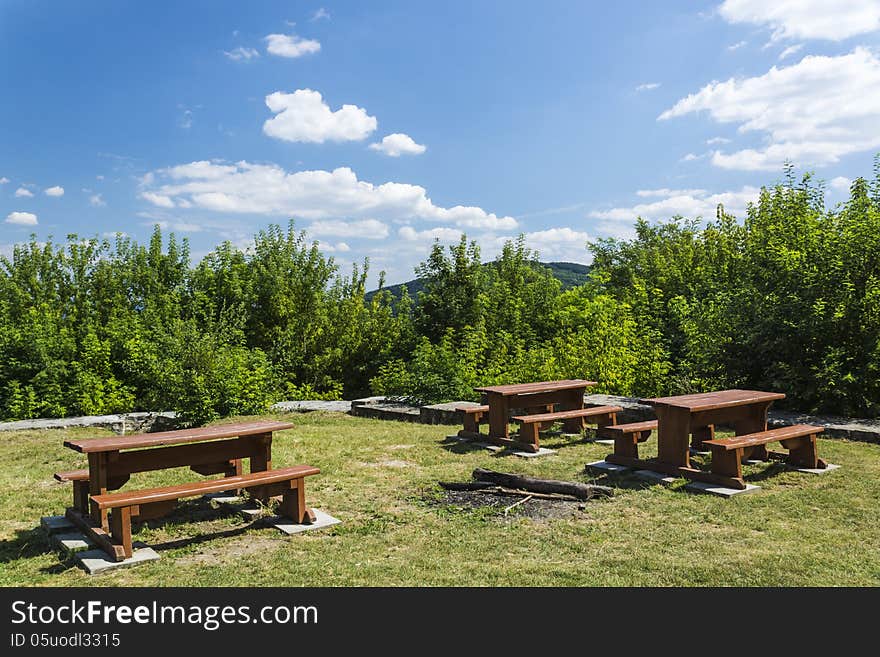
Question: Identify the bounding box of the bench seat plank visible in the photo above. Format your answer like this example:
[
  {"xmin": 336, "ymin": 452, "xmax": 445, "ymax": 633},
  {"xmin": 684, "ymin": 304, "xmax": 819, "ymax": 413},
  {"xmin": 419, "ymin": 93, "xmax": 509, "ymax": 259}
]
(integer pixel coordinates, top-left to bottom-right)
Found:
[
  {"xmin": 456, "ymin": 405, "xmax": 489, "ymax": 414},
  {"xmin": 703, "ymin": 424, "xmax": 822, "ymax": 451},
  {"xmin": 600, "ymin": 420, "xmax": 658, "ymax": 434},
  {"xmin": 513, "ymin": 405, "xmax": 623, "ymax": 424},
  {"xmin": 54, "ymin": 469, "xmax": 89, "ymax": 482},
  {"xmin": 92, "ymin": 465, "xmax": 320, "ymax": 509}
]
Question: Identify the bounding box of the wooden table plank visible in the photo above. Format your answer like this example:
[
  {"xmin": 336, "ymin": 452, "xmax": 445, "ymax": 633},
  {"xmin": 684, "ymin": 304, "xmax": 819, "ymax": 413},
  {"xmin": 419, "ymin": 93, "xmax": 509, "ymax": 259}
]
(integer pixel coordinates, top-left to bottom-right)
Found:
[
  {"xmin": 474, "ymin": 379, "xmax": 597, "ymax": 396},
  {"xmin": 63, "ymin": 420, "xmax": 294, "ymax": 453},
  {"xmin": 644, "ymin": 389, "xmax": 785, "ymax": 412}
]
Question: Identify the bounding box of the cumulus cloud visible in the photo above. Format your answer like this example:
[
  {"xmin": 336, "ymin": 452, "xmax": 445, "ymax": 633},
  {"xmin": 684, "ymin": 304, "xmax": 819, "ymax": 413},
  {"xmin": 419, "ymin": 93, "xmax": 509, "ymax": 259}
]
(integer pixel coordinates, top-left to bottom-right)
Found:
[
  {"xmin": 14, "ymin": 187, "xmax": 33, "ymax": 198},
  {"xmin": 224, "ymin": 47, "xmax": 260, "ymax": 61},
  {"xmin": 89, "ymin": 193, "xmax": 107, "ymax": 207},
  {"xmin": 398, "ymin": 226, "xmax": 464, "ymax": 242},
  {"xmin": 311, "ymin": 8, "xmax": 330, "ymax": 21},
  {"xmin": 307, "ymin": 219, "xmax": 389, "ymax": 239},
  {"xmin": 264, "ymin": 33, "xmax": 321, "ymax": 58},
  {"xmin": 516, "ymin": 227, "xmax": 592, "ymax": 262},
  {"xmin": 830, "ymin": 176, "xmax": 853, "ymax": 191},
  {"xmin": 141, "ymin": 160, "xmax": 518, "ymax": 231},
  {"xmin": 727, "ymin": 40, "xmax": 748, "ymax": 51},
  {"xmin": 0, "ymin": 177, "xmax": 9, "ymax": 184},
  {"xmin": 5, "ymin": 211, "xmax": 37, "ymax": 226},
  {"xmin": 139, "ymin": 191, "xmax": 175, "ymax": 208},
  {"xmin": 706, "ymin": 136, "xmax": 731, "ymax": 145},
  {"xmin": 636, "ymin": 188, "xmax": 707, "ymax": 197},
  {"xmin": 635, "ymin": 82, "xmax": 661, "ymax": 92},
  {"xmin": 590, "ymin": 186, "xmax": 760, "ymax": 222},
  {"xmin": 44, "ymin": 185, "xmax": 64, "ymax": 197},
  {"xmin": 263, "ymin": 89, "xmax": 377, "ymax": 143},
  {"xmin": 369, "ymin": 133, "xmax": 427, "ymax": 157},
  {"xmin": 659, "ymin": 48, "xmax": 880, "ymax": 170},
  {"xmin": 718, "ymin": 0, "xmax": 880, "ymax": 41}
]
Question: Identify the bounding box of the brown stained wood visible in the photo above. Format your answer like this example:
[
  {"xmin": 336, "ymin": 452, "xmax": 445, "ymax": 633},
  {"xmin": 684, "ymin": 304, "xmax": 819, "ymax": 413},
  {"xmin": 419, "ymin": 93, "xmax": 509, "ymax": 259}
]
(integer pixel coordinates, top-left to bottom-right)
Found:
[
  {"xmin": 512, "ymin": 405, "xmax": 624, "ymax": 424},
  {"xmin": 471, "ymin": 468, "xmax": 613, "ymax": 499},
  {"xmin": 54, "ymin": 469, "xmax": 89, "ymax": 482},
  {"xmin": 474, "ymin": 379, "xmax": 597, "ymax": 396},
  {"xmin": 518, "ymin": 422, "xmax": 541, "ymax": 447},
  {"xmin": 710, "ymin": 448, "xmax": 743, "ymax": 481},
  {"xmin": 456, "ymin": 405, "xmax": 489, "ymax": 414},
  {"xmin": 600, "ymin": 420, "xmax": 659, "ymax": 435},
  {"xmin": 280, "ymin": 481, "xmax": 316, "ymax": 524},
  {"xmin": 691, "ymin": 424, "xmax": 715, "ymax": 451},
  {"xmin": 134, "ymin": 499, "xmax": 176, "ymax": 521},
  {"xmin": 703, "ymin": 424, "xmax": 822, "ymax": 450},
  {"xmin": 88, "ymin": 452, "xmax": 109, "ymax": 529},
  {"xmin": 91, "ymin": 465, "xmax": 320, "ymax": 509},
  {"xmin": 484, "ymin": 434, "xmax": 540, "ymax": 453},
  {"xmin": 63, "ymin": 420, "xmax": 294, "ymax": 453},
  {"xmin": 655, "ymin": 406, "xmax": 692, "ymax": 468},
  {"xmin": 645, "ymin": 389, "xmax": 785, "ymax": 412},
  {"xmin": 110, "ymin": 437, "xmax": 262, "ymax": 477},
  {"xmin": 73, "ymin": 480, "xmax": 90, "ymax": 513},
  {"xmin": 109, "ymin": 506, "xmax": 133, "ymax": 559},
  {"xmin": 487, "ymin": 391, "xmax": 511, "ymax": 441},
  {"xmin": 65, "ymin": 508, "xmax": 127, "ymax": 562}
]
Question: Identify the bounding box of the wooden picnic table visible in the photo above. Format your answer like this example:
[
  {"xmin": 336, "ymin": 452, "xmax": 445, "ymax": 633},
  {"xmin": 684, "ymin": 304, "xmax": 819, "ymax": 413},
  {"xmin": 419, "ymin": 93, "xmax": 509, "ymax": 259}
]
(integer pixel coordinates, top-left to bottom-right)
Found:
[
  {"xmin": 607, "ymin": 389, "xmax": 786, "ymax": 488},
  {"xmin": 473, "ymin": 379, "xmax": 598, "ymax": 451},
  {"xmin": 61, "ymin": 420, "xmax": 293, "ymax": 530}
]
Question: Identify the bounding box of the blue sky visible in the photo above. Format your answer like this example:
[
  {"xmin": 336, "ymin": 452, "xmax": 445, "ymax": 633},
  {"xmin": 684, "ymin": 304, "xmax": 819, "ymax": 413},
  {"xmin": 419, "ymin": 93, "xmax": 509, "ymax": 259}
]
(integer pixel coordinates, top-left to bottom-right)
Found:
[{"xmin": 2, "ymin": 1, "xmax": 880, "ymax": 284}]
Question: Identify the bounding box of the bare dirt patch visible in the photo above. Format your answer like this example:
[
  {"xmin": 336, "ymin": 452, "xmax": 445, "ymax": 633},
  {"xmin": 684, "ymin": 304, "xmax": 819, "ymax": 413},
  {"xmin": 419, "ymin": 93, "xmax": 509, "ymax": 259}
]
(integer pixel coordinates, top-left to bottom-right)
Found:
[{"xmin": 432, "ymin": 489, "xmax": 588, "ymax": 521}]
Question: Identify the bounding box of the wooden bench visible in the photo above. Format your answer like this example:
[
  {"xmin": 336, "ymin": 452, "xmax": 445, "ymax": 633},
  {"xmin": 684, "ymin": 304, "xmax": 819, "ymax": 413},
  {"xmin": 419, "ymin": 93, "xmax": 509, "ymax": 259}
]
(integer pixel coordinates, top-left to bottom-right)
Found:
[
  {"xmin": 83, "ymin": 465, "xmax": 320, "ymax": 561},
  {"xmin": 703, "ymin": 424, "xmax": 826, "ymax": 487},
  {"xmin": 513, "ymin": 405, "xmax": 623, "ymax": 446},
  {"xmin": 598, "ymin": 420, "xmax": 658, "ymax": 459},
  {"xmin": 456, "ymin": 405, "xmax": 490, "ymax": 437},
  {"xmin": 54, "ymin": 469, "xmax": 90, "ymax": 512}
]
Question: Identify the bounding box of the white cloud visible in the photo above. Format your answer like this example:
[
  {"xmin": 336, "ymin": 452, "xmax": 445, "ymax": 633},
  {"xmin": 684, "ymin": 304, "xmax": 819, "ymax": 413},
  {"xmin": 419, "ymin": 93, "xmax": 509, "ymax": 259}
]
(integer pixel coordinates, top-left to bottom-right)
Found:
[
  {"xmin": 139, "ymin": 191, "xmax": 175, "ymax": 208},
  {"xmin": 706, "ymin": 136, "xmax": 731, "ymax": 145},
  {"xmin": 590, "ymin": 186, "xmax": 760, "ymax": 222},
  {"xmin": 369, "ymin": 133, "xmax": 427, "ymax": 157},
  {"xmin": 44, "ymin": 185, "xmax": 64, "ymax": 197},
  {"xmin": 830, "ymin": 176, "xmax": 852, "ymax": 191},
  {"xmin": 311, "ymin": 8, "xmax": 330, "ymax": 21},
  {"xmin": 89, "ymin": 193, "xmax": 106, "ymax": 207},
  {"xmin": 659, "ymin": 48, "xmax": 880, "ymax": 170},
  {"xmin": 718, "ymin": 0, "xmax": 880, "ymax": 41},
  {"xmin": 727, "ymin": 40, "xmax": 748, "ymax": 51},
  {"xmin": 517, "ymin": 227, "xmax": 592, "ymax": 262},
  {"xmin": 636, "ymin": 188, "xmax": 706, "ymax": 197},
  {"xmin": 263, "ymin": 89, "xmax": 377, "ymax": 143},
  {"xmin": 0, "ymin": 177, "xmax": 9, "ymax": 184},
  {"xmin": 14, "ymin": 187, "xmax": 33, "ymax": 198},
  {"xmin": 398, "ymin": 226, "xmax": 464, "ymax": 242},
  {"xmin": 778, "ymin": 44, "xmax": 804, "ymax": 60},
  {"xmin": 636, "ymin": 82, "xmax": 661, "ymax": 92},
  {"xmin": 102, "ymin": 231, "xmax": 128, "ymax": 238},
  {"xmin": 308, "ymin": 219, "xmax": 389, "ymax": 239},
  {"xmin": 141, "ymin": 160, "xmax": 518, "ymax": 231},
  {"xmin": 224, "ymin": 47, "xmax": 259, "ymax": 61},
  {"xmin": 264, "ymin": 33, "xmax": 321, "ymax": 58},
  {"xmin": 5, "ymin": 211, "xmax": 37, "ymax": 226},
  {"xmin": 318, "ymin": 241, "xmax": 350, "ymax": 253},
  {"xmin": 681, "ymin": 152, "xmax": 706, "ymax": 162}
]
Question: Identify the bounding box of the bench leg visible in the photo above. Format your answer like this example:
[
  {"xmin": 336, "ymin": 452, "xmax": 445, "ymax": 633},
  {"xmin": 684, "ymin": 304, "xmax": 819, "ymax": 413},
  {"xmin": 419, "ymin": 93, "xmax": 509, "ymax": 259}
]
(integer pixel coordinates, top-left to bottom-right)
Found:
[
  {"xmin": 613, "ymin": 433, "xmax": 639, "ymax": 459},
  {"xmin": 280, "ymin": 480, "xmax": 316, "ymax": 524},
  {"xmin": 710, "ymin": 447, "xmax": 744, "ymax": 482},
  {"xmin": 539, "ymin": 404, "xmax": 555, "ymax": 431},
  {"xmin": 459, "ymin": 411, "xmax": 483, "ymax": 437},
  {"xmin": 782, "ymin": 434, "xmax": 822, "ymax": 469},
  {"xmin": 518, "ymin": 423, "xmax": 541, "ymax": 449},
  {"xmin": 108, "ymin": 506, "xmax": 133, "ymax": 560}
]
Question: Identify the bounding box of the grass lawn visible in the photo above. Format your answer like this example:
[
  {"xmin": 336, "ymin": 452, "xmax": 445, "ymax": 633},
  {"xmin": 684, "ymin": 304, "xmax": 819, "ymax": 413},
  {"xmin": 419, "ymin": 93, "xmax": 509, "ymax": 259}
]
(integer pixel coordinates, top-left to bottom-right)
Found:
[{"xmin": 1, "ymin": 411, "xmax": 879, "ymax": 586}]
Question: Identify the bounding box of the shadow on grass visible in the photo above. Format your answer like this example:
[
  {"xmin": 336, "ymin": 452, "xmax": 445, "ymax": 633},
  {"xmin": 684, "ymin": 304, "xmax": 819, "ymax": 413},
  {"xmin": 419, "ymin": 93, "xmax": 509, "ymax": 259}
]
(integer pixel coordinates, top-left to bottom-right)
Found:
[{"xmin": 0, "ymin": 526, "xmax": 53, "ymax": 564}]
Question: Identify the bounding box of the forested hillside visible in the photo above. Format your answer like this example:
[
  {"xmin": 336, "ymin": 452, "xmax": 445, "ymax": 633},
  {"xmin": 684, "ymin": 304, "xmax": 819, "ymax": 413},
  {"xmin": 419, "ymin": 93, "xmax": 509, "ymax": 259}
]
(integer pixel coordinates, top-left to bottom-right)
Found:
[{"xmin": 2, "ymin": 163, "xmax": 878, "ymax": 424}]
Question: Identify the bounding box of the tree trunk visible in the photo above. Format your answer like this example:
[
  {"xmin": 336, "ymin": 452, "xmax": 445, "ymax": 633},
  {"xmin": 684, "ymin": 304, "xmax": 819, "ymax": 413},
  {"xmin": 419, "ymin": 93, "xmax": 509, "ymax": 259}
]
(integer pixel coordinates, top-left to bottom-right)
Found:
[{"xmin": 471, "ymin": 468, "xmax": 613, "ymax": 500}]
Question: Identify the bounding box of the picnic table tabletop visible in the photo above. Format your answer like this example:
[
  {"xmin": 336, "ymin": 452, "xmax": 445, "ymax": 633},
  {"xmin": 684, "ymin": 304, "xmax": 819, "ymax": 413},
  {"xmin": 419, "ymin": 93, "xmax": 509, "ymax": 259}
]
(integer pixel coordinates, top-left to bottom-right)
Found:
[
  {"xmin": 63, "ymin": 420, "xmax": 294, "ymax": 453},
  {"xmin": 643, "ymin": 389, "xmax": 785, "ymax": 412},
  {"xmin": 473, "ymin": 379, "xmax": 597, "ymax": 396}
]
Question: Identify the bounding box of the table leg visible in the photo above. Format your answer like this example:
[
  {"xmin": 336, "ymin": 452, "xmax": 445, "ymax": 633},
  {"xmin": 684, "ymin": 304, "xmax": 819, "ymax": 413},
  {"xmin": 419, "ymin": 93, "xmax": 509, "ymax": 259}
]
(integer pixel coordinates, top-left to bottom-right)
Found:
[
  {"xmin": 88, "ymin": 452, "xmax": 109, "ymax": 530},
  {"xmin": 250, "ymin": 432, "xmax": 273, "ymax": 504},
  {"xmin": 733, "ymin": 402, "xmax": 771, "ymax": 460},
  {"xmin": 486, "ymin": 392, "xmax": 509, "ymax": 441},
  {"xmin": 561, "ymin": 387, "xmax": 586, "ymax": 433},
  {"xmin": 656, "ymin": 406, "xmax": 691, "ymax": 468},
  {"xmin": 691, "ymin": 424, "xmax": 715, "ymax": 451}
]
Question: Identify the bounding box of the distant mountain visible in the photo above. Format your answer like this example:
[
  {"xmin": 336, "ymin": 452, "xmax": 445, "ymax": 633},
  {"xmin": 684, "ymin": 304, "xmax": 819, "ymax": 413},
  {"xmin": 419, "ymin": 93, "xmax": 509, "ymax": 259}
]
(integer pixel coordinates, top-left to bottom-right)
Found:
[{"xmin": 366, "ymin": 261, "xmax": 592, "ymax": 302}]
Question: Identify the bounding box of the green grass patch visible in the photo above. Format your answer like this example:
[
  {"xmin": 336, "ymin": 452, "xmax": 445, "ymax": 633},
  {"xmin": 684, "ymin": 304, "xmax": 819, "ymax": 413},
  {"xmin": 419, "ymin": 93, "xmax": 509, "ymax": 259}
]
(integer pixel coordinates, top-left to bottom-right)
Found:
[{"xmin": 1, "ymin": 413, "xmax": 878, "ymax": 586}]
